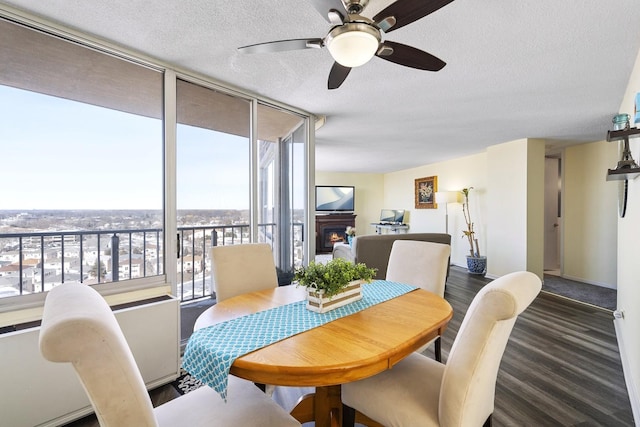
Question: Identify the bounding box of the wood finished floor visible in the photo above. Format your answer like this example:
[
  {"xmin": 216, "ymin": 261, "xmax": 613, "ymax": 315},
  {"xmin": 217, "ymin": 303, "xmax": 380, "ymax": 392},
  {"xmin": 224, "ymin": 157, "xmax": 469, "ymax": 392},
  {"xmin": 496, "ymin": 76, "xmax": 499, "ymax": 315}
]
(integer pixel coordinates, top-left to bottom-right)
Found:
[{"xmin": 64, "ymin": 267, "xmax": 634, "ymax": 426}]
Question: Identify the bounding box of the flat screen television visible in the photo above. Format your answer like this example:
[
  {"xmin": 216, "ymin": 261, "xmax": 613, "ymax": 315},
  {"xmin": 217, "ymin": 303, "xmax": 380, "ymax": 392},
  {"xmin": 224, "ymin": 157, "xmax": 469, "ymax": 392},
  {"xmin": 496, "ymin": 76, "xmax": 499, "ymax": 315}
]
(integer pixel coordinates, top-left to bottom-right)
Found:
[
  {"xmin": 315, "ymin": 185, "xmax": 355, "ymax": 212},
  {"xmin": 380, "ymin": 209, "xmax": 406, "ymax": 224}
]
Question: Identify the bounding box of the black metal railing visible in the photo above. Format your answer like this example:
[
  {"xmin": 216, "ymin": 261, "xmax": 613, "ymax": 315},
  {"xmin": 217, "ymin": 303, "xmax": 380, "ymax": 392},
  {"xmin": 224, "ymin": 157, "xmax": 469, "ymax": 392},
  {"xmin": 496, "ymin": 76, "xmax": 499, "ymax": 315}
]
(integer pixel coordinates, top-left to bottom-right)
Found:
[{"xmin": 0, "ymin": 222, "xmax": 302, "ymax": 302}]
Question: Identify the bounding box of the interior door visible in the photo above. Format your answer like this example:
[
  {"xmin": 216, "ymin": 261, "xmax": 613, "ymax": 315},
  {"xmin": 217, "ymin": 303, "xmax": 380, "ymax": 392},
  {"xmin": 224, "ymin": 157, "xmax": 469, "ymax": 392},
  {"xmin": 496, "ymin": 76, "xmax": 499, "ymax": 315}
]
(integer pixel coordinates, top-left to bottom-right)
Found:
[{"xmin": 544, "ymin": 157, "xmax": 561, "ymax": 272}]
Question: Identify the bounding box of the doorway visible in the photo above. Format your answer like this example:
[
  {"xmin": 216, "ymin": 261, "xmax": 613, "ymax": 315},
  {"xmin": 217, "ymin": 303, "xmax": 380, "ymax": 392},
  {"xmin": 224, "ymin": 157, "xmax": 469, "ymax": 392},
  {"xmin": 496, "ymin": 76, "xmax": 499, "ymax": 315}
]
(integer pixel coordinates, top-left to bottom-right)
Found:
[{"xmin": 544, "ymin": 156, "xmax": 561, "ymax": 275}]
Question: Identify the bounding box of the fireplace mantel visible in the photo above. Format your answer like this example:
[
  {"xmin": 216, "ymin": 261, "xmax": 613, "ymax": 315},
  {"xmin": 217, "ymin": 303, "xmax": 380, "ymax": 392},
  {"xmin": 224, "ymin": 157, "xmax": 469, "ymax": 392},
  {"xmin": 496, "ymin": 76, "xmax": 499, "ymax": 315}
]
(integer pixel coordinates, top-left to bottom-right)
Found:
[{"xmin": 315, "ymin": 213, "xmax": 356, "ymax": 254}]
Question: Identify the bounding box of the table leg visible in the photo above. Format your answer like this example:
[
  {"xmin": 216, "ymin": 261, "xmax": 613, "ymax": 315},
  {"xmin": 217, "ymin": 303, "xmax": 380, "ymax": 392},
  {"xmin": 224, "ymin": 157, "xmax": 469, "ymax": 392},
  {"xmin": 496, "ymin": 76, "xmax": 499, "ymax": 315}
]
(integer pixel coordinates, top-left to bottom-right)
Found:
[{"xmin": 290, "ymin": 385, "xmax": 342, "ymax": 427}]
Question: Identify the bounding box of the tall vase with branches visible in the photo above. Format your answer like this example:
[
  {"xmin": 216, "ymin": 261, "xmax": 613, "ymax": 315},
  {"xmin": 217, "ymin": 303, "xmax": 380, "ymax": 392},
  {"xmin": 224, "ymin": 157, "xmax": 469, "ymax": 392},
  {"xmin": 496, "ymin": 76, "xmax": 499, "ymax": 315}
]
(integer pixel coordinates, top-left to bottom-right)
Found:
[
  {"xmin": 461, "ymin": 187, "xmax": 480, "ymax": 257},
  {"xmin": 461, "ymin": 187, "xmax": 486, "ymax": 275}
]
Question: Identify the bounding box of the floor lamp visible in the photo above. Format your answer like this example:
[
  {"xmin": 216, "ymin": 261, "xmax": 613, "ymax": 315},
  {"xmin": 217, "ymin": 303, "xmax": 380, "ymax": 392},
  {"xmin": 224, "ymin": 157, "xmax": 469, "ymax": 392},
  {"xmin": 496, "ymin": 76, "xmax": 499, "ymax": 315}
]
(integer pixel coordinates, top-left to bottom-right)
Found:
[{"xmin": 434, "ymin": 191, "xmax": 461, "ymax": 235}]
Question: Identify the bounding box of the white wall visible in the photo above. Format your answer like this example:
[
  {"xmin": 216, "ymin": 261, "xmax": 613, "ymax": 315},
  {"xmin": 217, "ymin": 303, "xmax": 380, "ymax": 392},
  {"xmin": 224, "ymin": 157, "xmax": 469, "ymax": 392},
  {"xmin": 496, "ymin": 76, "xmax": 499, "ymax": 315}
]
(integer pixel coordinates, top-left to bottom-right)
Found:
[
  {"xmin": 0, "ymin": 298, "xmax": 180, "ymax": 427},
  {"xmin": 615, "ymin": 46, "xmax": 640, "ymax": 422},
  {"xmin": 315, "ymin": 171, "xmax": 385, "ymax": 237},
  {"xmin": 564, "ymin": 140, "xmax": 618, "ymax": 287}
]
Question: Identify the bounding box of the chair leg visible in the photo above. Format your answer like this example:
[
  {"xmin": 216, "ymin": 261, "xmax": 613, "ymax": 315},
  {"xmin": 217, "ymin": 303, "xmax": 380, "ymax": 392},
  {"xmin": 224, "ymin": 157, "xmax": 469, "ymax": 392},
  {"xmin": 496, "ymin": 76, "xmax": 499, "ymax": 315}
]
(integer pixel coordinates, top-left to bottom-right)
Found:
[
  {"xmin": 435, "ymin": 336, "xmax": 442, "ymax": 362},
  {"xmin": 483, "ymin": 414, "xmax": 492, "ymax": 427},
  {"xmin": 343, "ymin": 404, "xmax": 356, "ymax": 427},
  {"xmin": 264, "ymin": 384, "xmax": 275, "ymax": 397},
  {"xmin": 254, "ymin": 383, "xmax": 275, "ymax": 397}
]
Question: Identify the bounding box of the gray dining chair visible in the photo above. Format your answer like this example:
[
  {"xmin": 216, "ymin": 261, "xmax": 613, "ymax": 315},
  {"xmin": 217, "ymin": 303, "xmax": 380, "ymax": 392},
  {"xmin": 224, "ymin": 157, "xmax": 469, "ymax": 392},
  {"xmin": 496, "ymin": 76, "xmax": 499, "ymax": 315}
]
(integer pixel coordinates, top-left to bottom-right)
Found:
[
  {"xmin": 385, "ymin": 240, "xmax": 451, "ymax": 361},
  {"xmin": 342, "ymin": 271, "xmax": 541, "ymax": 427},
  {"xmin": 39, "ymin": 283, "xmax": 300, "ymax": 427}
]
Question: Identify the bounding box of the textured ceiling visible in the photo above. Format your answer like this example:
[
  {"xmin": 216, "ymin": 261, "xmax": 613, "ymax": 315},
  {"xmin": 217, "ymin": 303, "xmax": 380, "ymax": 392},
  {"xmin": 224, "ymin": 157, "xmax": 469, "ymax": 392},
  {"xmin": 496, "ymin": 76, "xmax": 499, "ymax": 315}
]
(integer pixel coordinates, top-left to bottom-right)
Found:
[{"xmin": 2, "ymin": 0, "xmax": 640, "ymax": 173}]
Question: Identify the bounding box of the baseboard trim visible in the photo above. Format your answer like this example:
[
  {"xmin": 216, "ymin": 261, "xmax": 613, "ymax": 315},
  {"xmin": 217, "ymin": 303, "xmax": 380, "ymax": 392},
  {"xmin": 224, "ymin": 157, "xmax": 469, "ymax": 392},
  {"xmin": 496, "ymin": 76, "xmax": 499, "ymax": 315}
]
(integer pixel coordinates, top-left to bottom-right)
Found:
[
  {"xmin": 540, "ymin": 290, "xmax": 612, "ymax": 313},
  {"xmin": 560, "ymin": 273, "xmax": 616, "ymax": 290},
  {"xmin": 614, "ymin": 317, "xmax": 639, "ymax": 425}
]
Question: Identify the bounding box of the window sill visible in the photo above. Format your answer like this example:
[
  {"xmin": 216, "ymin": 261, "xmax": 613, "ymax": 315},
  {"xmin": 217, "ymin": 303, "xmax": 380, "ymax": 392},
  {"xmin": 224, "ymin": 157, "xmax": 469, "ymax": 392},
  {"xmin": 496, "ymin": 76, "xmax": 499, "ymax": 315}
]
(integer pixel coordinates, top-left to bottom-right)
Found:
[{"xmin": 0, "ymin": 285, "xmax": 172, "ymax": 330}]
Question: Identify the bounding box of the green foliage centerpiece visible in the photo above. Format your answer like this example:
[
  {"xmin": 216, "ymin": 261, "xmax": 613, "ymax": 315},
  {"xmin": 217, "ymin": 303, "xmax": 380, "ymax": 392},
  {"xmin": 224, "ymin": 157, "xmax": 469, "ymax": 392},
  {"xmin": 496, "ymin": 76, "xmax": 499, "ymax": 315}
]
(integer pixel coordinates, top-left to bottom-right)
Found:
[{"xmin": 294, "ymin": 258, "xmax": 377, "ymax": 313}]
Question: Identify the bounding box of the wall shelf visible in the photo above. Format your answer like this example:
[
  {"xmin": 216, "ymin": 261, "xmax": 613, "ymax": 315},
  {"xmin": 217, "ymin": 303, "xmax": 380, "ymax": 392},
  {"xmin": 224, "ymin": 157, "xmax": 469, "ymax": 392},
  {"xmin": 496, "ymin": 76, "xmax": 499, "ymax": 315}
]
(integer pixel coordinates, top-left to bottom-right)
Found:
[
  {"xmin": 606, "ymin": 126, "xmax": 640, "ymax": 142},
  {"xmin": 606, "ymin": 126, "xmax": 640, "ymax": 181}
]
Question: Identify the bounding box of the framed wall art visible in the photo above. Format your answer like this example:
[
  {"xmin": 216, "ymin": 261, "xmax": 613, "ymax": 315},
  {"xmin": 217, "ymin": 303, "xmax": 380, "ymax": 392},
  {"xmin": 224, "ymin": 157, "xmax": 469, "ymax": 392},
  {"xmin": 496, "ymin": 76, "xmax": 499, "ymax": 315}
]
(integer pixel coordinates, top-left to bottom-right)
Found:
[{"xmin": 414, "ymin": 176, "xmax": 438, "ymax": 209}]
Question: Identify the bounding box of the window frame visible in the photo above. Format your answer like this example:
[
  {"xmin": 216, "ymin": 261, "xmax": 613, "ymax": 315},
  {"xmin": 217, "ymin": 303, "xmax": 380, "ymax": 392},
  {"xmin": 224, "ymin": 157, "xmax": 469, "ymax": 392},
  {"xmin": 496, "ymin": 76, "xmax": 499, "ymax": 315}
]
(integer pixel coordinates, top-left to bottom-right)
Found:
[{"xmin": 0, "ymin": 7, "xmax": 315, "ymax": 317}]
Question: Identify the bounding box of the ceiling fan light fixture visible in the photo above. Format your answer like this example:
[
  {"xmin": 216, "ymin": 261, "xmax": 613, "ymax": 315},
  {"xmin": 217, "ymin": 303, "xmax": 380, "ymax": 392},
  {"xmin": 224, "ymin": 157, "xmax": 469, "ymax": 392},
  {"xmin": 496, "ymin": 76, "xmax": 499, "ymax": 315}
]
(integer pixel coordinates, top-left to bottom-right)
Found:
[{"xmin": 326, "ymin": 23, "xmax": 380, "ymax": 68}]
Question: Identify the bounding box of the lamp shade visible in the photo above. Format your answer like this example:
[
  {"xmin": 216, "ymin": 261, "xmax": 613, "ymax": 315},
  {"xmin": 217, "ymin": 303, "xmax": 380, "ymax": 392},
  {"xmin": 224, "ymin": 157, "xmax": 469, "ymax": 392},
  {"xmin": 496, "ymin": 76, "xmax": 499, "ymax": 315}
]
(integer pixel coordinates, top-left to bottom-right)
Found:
[
  {"xmin": 326, "ymin": 23, "xmax": 380, "ymax": 68},
  {"xmin": 435, "ymin": 191, "xmax": 461, "ymax": 204}
]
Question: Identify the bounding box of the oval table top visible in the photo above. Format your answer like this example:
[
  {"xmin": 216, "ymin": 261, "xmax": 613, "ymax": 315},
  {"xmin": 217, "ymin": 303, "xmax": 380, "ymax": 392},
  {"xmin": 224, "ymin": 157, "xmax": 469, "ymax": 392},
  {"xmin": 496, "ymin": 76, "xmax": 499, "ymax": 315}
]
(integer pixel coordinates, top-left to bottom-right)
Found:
[{"xmin": 194, "ymin": 283, "xmax": 453, "ymax": 387}]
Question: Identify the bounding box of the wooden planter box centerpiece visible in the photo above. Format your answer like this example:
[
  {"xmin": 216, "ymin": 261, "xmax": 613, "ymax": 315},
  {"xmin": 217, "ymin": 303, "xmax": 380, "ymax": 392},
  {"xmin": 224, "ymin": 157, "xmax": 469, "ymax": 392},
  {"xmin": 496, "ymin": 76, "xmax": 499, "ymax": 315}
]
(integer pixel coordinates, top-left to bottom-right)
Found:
[
  {"xmin": 306, "ymin": 280, "xmax": 364, "ymax": 313},
  {"xmin": 294, "ymin": 258, "xmax": 377, "ymax": 314}
]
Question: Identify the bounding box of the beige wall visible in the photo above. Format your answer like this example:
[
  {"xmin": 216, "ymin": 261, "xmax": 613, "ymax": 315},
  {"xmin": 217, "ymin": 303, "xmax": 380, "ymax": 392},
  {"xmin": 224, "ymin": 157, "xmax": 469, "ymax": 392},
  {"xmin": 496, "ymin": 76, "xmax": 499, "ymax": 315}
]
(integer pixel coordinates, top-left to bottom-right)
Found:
[
  {"xmin": 486, "ymin": 140, "xmax": 528, "ymax": 275},
  {"xmin": 563, "ymin": 140, "xmax": 618, "ymax": 287},
  {"xmin": 383, "ymin": 153, "xmax": 487, "ymax": 267},
  {"xmin": 315, "ymin": 171, "xmax": 385, "ymax": 237},
  {"xmin": 616, "ymin": 46, "xmax": 640, "ymax": 419},
  {"xmin": 527, "ymin": 140, "xmax": 546, "ymax": 278},
  {"xmin": 318, "ymin": 139, "xmax": 620, "ymax": 285},
  {"xmin": 485, "ymin": 139, "xmax": 545, "ymax": 279}
]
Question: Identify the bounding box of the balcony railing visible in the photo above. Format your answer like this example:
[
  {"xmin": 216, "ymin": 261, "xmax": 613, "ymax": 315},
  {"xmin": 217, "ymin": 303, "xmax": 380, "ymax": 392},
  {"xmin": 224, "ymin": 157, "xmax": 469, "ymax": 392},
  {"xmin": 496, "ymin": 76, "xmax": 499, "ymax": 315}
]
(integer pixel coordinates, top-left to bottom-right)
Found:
[{"xmin": 0, "ymin": 223, "xmax": 303, "ymax": 302}]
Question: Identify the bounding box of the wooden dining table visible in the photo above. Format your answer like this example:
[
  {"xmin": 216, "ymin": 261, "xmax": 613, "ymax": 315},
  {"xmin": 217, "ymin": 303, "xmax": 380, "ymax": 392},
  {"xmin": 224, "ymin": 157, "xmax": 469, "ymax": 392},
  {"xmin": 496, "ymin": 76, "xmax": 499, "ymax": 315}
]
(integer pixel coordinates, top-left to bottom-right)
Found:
[{"xmin": 193, "ymin": 282, "xmax": 453, "ymax": 427}]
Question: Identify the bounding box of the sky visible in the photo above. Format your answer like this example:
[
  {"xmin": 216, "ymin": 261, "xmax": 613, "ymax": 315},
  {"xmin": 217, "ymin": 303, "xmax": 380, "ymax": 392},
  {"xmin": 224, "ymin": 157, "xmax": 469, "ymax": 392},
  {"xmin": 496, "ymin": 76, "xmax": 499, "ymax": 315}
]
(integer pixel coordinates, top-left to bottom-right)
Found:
[{"xmin": 0, "ymin": 85, "xmax": 251, "ymax": 210}]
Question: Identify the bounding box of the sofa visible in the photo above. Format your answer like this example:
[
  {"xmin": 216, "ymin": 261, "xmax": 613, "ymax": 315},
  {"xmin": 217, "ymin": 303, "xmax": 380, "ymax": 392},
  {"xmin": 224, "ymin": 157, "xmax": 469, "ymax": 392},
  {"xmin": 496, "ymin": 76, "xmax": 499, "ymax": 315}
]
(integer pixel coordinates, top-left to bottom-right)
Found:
[{"xmin": 332, "ymin": 233, "xmax": 452, "ymax": 279}]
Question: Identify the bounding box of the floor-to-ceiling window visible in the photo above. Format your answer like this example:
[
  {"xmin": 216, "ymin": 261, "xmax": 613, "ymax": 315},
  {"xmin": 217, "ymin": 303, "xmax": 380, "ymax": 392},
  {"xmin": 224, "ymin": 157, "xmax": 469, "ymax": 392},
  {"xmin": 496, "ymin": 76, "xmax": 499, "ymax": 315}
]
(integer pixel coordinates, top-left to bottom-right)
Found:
[
  {"xmin": 256, "ymin": 103, "xmax": 306, "ymax": 276},
  {"xmin": 0, "ymin": 18, "xmax": 164, "ymax": 303},
  {"xmin": 175, "ymin": 79, "xmax": 252, "ymax": 300},
  {"xmin": 0, "ymin": 13, "xmax": 312, "ymax": 308}
]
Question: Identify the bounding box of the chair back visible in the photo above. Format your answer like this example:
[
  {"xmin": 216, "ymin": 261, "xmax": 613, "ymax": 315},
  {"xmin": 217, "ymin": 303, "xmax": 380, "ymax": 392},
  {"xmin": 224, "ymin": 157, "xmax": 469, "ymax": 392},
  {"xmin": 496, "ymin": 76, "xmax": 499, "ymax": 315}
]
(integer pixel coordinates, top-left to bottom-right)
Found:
[
  {"xmin": 385, "ymin": 240, "xmax": 451, "ymax": 297},
  {"xmin": 39, "ymin": 284, "xmax": 158, "ymax": 427},
  {"xmin": 439, "ymin": 271, "xmax": 541, "ymax": 427},
  {"xmin": 211, "ymin": 243, "xmax": 278, "ymax": 302}
]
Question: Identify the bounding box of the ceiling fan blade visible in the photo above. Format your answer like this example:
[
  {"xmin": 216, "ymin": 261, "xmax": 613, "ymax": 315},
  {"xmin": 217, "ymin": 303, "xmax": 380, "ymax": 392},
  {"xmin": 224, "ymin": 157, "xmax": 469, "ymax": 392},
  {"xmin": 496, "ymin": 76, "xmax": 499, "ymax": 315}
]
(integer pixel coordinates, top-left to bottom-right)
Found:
[
  {"xmin": 238, "ymin": 38, "xmax": 323, "ymax": 54},
  {"xmin": 328, "ymin": 62, "xmax": 352, "ymax": 90},
  {"xmin": 376, "ymin": 41, "xmax": 446, "ymax": 71},
  {"xmin": 307, "ymin": 0, "xmax": 348, "ymax": 22},
  {"xmin": 328, "ymin": 9, "xmax": 346, "ymax": 25},
  {"xmin": 374, "ymin": 0, "xmax": 455, "ymax": 33}
]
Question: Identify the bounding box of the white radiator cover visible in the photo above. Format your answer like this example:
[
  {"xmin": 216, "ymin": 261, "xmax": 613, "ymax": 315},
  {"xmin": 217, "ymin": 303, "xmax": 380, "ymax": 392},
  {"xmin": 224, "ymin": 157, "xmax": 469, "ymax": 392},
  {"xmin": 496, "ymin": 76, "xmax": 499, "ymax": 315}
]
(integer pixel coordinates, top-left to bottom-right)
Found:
[{"xmin": 0, "ymin": 297, "xmax": 180, "ymax": 427}]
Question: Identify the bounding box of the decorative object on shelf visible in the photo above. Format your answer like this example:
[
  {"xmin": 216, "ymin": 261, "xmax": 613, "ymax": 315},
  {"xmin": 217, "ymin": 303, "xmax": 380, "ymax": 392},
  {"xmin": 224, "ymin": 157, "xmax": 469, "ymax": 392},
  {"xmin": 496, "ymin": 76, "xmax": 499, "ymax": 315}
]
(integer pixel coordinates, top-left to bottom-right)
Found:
[
  {"xmin": 434, "ymin": 191, "xmax": 462, "ymax": 234},
  {"xmin": 414, "ymin": 176, "xmax": 438, "ymax": 209},
  {"xmin": 346, "ymin": 226, "xmax": 356, "ymax": 246},
  {"xmin": 294, "ymin": 258, "xmax": 377, "ymax": 313},
  {"xmin": 606, "ymin": 114, "xmax": 640, "ymax": 218},
  {"xmin": 461, "ymin": 187, "xmax": 486, "ymax": 275}
]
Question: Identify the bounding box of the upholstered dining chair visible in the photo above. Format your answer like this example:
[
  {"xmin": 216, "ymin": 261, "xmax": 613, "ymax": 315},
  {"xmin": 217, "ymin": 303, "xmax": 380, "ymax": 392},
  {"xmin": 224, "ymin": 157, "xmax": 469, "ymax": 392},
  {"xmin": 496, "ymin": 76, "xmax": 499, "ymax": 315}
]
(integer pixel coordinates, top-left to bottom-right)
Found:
[
  {"xmin": 342, "ymin": 271, "xmax": 542, "ymax": 427},
  {"xmin": 210, "ymin": 243, "xmax": 278, "ymax": 302},
  {"xmin": 205, "ymin": 242, "xmax": 279, "ymax": 395},
  {"xmin": 39, "ymin": 283, "xmax": 301, "ymax": 427},
  {"xmin": 385, "ymin": 240, "xmax": 451, "ymax": 361}
]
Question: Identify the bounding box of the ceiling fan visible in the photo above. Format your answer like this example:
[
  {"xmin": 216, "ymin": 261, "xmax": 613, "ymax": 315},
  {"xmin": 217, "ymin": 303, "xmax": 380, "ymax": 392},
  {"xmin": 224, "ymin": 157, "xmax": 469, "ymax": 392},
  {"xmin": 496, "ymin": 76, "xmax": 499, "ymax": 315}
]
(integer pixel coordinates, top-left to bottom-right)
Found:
[{"xmin": 238, "ymin": 0, "xmax": 455, "ymax": 89}]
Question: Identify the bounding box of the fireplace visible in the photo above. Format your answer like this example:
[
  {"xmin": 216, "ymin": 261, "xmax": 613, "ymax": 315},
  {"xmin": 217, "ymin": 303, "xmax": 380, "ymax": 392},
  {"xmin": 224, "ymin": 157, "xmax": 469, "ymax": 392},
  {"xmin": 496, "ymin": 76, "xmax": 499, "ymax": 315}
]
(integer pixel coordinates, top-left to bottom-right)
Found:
[
  {"xmin": 324, "ymin": 227, "xmax": 346, "ymax": 248},
  {"xmin": 315, "ymin": 213, "xmax": 356, "ymax": 253}
]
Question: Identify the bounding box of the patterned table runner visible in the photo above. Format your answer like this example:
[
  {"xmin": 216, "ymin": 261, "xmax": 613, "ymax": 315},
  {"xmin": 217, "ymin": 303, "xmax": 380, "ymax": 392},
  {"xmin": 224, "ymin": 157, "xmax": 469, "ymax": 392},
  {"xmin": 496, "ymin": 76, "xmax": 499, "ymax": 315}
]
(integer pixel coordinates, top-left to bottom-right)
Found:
[{"xmin": 182, "ymin": 280, "xmax": 416, "ymax": 400}]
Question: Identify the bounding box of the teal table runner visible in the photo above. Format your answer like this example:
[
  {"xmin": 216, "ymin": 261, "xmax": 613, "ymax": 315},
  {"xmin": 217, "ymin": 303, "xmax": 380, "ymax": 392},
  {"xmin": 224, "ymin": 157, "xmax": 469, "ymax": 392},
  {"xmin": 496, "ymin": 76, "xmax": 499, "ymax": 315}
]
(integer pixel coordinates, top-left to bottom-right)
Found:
[{"xmin": 182, "ymin": 280, "xmax": 416, "ymax": 400}]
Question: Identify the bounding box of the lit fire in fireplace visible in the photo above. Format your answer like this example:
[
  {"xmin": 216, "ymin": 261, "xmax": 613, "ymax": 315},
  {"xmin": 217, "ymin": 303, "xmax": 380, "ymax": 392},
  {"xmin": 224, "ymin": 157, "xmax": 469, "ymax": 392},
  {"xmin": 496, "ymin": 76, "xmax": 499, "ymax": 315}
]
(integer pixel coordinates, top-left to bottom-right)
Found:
[{"xmin": 329, "ymin": 232, "xmax": 343, "ymax": 243}]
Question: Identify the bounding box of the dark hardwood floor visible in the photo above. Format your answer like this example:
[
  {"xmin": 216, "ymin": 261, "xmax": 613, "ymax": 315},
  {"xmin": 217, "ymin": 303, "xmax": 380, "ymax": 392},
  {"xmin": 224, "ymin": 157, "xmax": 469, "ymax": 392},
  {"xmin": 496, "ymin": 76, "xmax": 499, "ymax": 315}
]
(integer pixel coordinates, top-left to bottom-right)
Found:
[
  {"xmin": 442, "ymin": 268, "xmax": 632, "ymax": 426},
  {"xmin": 64, "ymin": 266, "xmax": 634, "ymax": 426}
]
